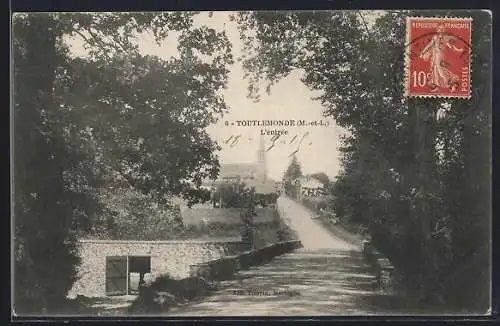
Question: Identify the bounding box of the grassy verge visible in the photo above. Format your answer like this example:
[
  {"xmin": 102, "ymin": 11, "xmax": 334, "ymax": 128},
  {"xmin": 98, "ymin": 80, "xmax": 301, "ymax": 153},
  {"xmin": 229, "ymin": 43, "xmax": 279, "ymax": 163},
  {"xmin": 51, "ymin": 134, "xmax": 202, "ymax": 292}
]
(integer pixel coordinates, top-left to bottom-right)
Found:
[
  {"xmin": 316, "ymin": 217, "xmax": 365, "ymax": 249},
  {"xmin": 298, "ymin": 197, "xmax": 366, "ymax": 248}
]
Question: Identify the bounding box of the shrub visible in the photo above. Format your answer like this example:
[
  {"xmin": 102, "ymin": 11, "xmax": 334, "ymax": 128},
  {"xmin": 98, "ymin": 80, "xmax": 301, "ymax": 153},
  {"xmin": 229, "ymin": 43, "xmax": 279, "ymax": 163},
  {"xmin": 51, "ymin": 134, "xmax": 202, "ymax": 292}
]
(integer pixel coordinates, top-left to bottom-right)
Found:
[{"xmin": 128, "ymin": 274, "xmax": 215, "ymax": 314}]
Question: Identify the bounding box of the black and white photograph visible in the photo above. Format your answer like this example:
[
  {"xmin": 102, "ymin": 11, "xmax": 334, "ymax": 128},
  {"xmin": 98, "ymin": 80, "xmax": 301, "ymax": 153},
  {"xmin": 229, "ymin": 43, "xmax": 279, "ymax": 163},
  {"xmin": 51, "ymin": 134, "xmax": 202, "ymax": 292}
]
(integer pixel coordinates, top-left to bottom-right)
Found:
[{"xmin": 11, "ymin": 10, "xmax": 492, "ymax": 317}]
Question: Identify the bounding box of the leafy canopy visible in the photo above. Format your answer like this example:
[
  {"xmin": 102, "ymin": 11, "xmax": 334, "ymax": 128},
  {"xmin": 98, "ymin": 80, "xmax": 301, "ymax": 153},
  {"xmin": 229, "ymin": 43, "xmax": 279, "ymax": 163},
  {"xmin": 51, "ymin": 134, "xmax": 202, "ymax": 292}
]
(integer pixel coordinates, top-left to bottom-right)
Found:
[{"xmin": 12, "ymin": 12, "xmax": 234, "ymax": 313}]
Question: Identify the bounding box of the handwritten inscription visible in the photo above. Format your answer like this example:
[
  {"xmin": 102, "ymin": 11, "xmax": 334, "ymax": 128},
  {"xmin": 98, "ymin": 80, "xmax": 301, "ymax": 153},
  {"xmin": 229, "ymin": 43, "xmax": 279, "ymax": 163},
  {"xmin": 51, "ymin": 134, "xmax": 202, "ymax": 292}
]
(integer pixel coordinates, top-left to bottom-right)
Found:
[{"xmin": 223, "ymin": 132, "xmax": 312, "ymax": 157}]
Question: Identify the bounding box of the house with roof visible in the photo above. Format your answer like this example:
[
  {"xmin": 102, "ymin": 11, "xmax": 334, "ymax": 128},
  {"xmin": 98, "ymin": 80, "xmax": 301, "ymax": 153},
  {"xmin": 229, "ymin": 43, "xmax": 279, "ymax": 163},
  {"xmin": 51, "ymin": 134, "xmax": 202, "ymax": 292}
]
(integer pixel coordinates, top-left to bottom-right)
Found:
[
  {"xmin": 297, "ymin": 175, "xmax": 325, "ymax": 199},
  {"xmin": 200, "ymin": 135, "xmax": 278, "ymax": 208}
]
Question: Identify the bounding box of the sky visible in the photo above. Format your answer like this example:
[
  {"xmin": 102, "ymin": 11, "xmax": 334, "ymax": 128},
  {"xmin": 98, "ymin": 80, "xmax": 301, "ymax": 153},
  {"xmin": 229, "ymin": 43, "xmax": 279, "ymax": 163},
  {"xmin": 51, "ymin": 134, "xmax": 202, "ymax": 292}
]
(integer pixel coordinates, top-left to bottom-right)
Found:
[{"xmin": 65, "ymin": 11, "xmax": 382, "ymax": 181}]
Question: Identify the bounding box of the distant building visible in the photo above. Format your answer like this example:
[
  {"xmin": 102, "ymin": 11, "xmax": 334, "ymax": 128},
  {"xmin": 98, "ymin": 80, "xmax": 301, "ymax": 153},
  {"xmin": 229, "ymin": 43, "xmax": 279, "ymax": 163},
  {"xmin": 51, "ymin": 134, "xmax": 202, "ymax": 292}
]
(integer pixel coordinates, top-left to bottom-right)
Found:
[
  {"xmin": 297, "ymin": 175, "xmax": 325, "ymax": 199},
  {"xmin": 203, "ymin": 135, "xmax": 278, "ymax": 207},
  {"xmin": 217, "ymin": 133, "xmax": 269, "ymax": 185}
]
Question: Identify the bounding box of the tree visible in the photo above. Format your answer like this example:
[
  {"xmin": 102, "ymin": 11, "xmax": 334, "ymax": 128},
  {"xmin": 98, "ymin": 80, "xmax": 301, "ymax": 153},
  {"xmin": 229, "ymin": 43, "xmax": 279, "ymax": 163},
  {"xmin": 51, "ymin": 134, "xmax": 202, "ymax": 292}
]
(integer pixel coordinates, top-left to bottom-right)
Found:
[
  {"xmin": 210, "ymin": 182, "xmax": 257, "ymax": 249},
  {"xmin": 12, "ymin": 12, "xmax": 233, "ymax": 313},
  {"xmin": 239, "ymin": 188, "xmax": 257, "ymax": 250},
  {"xmin": 59, "ymin": 54, "xmax": 228, "ymax": 205},
  {"xmin": 284, "ymin": 155, "xmax": 302, "ymax": 180},
  {"xmin": 282, "ymin": 155, "xmax": 302, "ymax": 198},
  {"xmin": 93, "ymin": 188, "xmax": 187, "ymax": 240},
  {"xmin": 235, "ymin": 10, "xmax": 491, "ymax": 310},
  {"xmin": 13, "ymin": 15, "xmax": 88, "ymax": 313},
  {"xmin": 213, "ymin": 182, "xmax": 246, "ymax": 208}
]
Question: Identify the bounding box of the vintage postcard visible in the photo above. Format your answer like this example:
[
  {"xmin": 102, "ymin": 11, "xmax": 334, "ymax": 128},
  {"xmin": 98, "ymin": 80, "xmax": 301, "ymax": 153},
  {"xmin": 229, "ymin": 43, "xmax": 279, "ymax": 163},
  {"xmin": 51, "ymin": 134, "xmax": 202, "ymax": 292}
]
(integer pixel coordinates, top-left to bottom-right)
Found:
[{"xmin": 11, "ymin": 10, "xmax": 492, "ymax": 318}]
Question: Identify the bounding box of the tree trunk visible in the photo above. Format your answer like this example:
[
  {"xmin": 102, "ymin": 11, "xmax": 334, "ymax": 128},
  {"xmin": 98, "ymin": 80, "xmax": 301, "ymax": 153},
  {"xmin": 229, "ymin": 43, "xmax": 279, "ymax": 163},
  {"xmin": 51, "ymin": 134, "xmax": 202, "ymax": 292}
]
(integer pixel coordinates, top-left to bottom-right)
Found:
[
  {"xmin": 13, "ymin": 14, "xmax": 71, "ymax": 313},
  {"xmin": 410, "ymin": 102, "xmax": 439, "ymax": 299}
]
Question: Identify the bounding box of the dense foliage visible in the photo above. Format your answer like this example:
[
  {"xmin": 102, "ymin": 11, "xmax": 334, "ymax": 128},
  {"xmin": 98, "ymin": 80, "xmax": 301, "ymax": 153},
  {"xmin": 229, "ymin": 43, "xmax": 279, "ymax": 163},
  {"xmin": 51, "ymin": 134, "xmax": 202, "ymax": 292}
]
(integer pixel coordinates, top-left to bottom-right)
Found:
[
  {"xmin": 282, "ymin": 155, "xmax": 302, "ymax": 198},
  {"xmin": 235, "ymin": 10, "xmax": 491, "ymax": 311},
  {"xmin": 13, "ymin": 12, "xmax": 233, "ymax": 313},
  {"xmin": 211, "ymin": 183, "xmax": 258, "ymax": 249}
]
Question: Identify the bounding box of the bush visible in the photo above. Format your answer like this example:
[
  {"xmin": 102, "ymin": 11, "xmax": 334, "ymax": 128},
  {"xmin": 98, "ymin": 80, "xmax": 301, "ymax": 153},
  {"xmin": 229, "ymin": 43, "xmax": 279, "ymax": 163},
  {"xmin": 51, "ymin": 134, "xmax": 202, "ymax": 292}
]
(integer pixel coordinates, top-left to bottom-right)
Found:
[
  {"xmin": 276, "ymin": 219, "xmax": 297, "ymax": 242},
  {"xmin": 128, "ymin": 274, "xmax": 215, "ymax": 314}
]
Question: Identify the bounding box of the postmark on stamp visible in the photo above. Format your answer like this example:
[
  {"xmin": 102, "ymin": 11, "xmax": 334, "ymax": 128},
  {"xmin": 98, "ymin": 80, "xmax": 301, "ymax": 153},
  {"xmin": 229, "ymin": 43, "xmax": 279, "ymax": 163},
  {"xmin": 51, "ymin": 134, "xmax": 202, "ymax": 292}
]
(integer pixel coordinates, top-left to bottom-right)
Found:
[{"xmin": 405, "ymin": 17, "xmax": 472, "ymax": 99}]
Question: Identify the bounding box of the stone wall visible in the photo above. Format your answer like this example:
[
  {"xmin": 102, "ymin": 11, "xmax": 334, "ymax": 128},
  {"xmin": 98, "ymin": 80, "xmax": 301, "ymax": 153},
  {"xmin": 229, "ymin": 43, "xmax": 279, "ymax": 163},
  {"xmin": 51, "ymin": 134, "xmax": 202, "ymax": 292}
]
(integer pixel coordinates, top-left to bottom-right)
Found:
[
  {"xmin": 190, "ymin": 240, "xmax": 303, "ymax": 280},
  {"xmin": 362, "ymin": 240, "xmax": 398, "ymax": 294},
  {"xmin": 68, "ymin": 238, "xmax": 243, "ymax": 298}
]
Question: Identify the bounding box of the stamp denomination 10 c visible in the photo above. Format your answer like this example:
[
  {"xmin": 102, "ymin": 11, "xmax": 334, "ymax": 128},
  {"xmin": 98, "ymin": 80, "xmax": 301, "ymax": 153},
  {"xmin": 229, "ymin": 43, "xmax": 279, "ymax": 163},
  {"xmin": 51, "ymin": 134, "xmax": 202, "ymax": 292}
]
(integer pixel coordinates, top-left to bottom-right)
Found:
[{"xmin": 405, "ymin": 17, "xmax": 472, "ymax": 99}]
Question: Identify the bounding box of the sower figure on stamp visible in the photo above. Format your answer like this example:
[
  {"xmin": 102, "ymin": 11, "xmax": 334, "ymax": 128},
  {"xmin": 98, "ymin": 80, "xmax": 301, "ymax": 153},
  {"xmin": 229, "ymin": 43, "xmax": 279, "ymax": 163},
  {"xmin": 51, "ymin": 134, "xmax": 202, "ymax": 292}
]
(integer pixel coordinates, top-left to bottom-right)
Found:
[{"xmin": 419, "ymin": 25, "xmax": 464, "ymax": 92}]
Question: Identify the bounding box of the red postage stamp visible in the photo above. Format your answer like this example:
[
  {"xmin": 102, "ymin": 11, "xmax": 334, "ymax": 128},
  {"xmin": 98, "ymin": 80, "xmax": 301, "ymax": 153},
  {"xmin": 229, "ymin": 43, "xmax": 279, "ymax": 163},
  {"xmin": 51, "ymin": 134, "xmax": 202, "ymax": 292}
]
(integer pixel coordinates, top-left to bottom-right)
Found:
[{"xmin": 405, "ymin": 17, "xmax": 472, "ymax": 99}]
